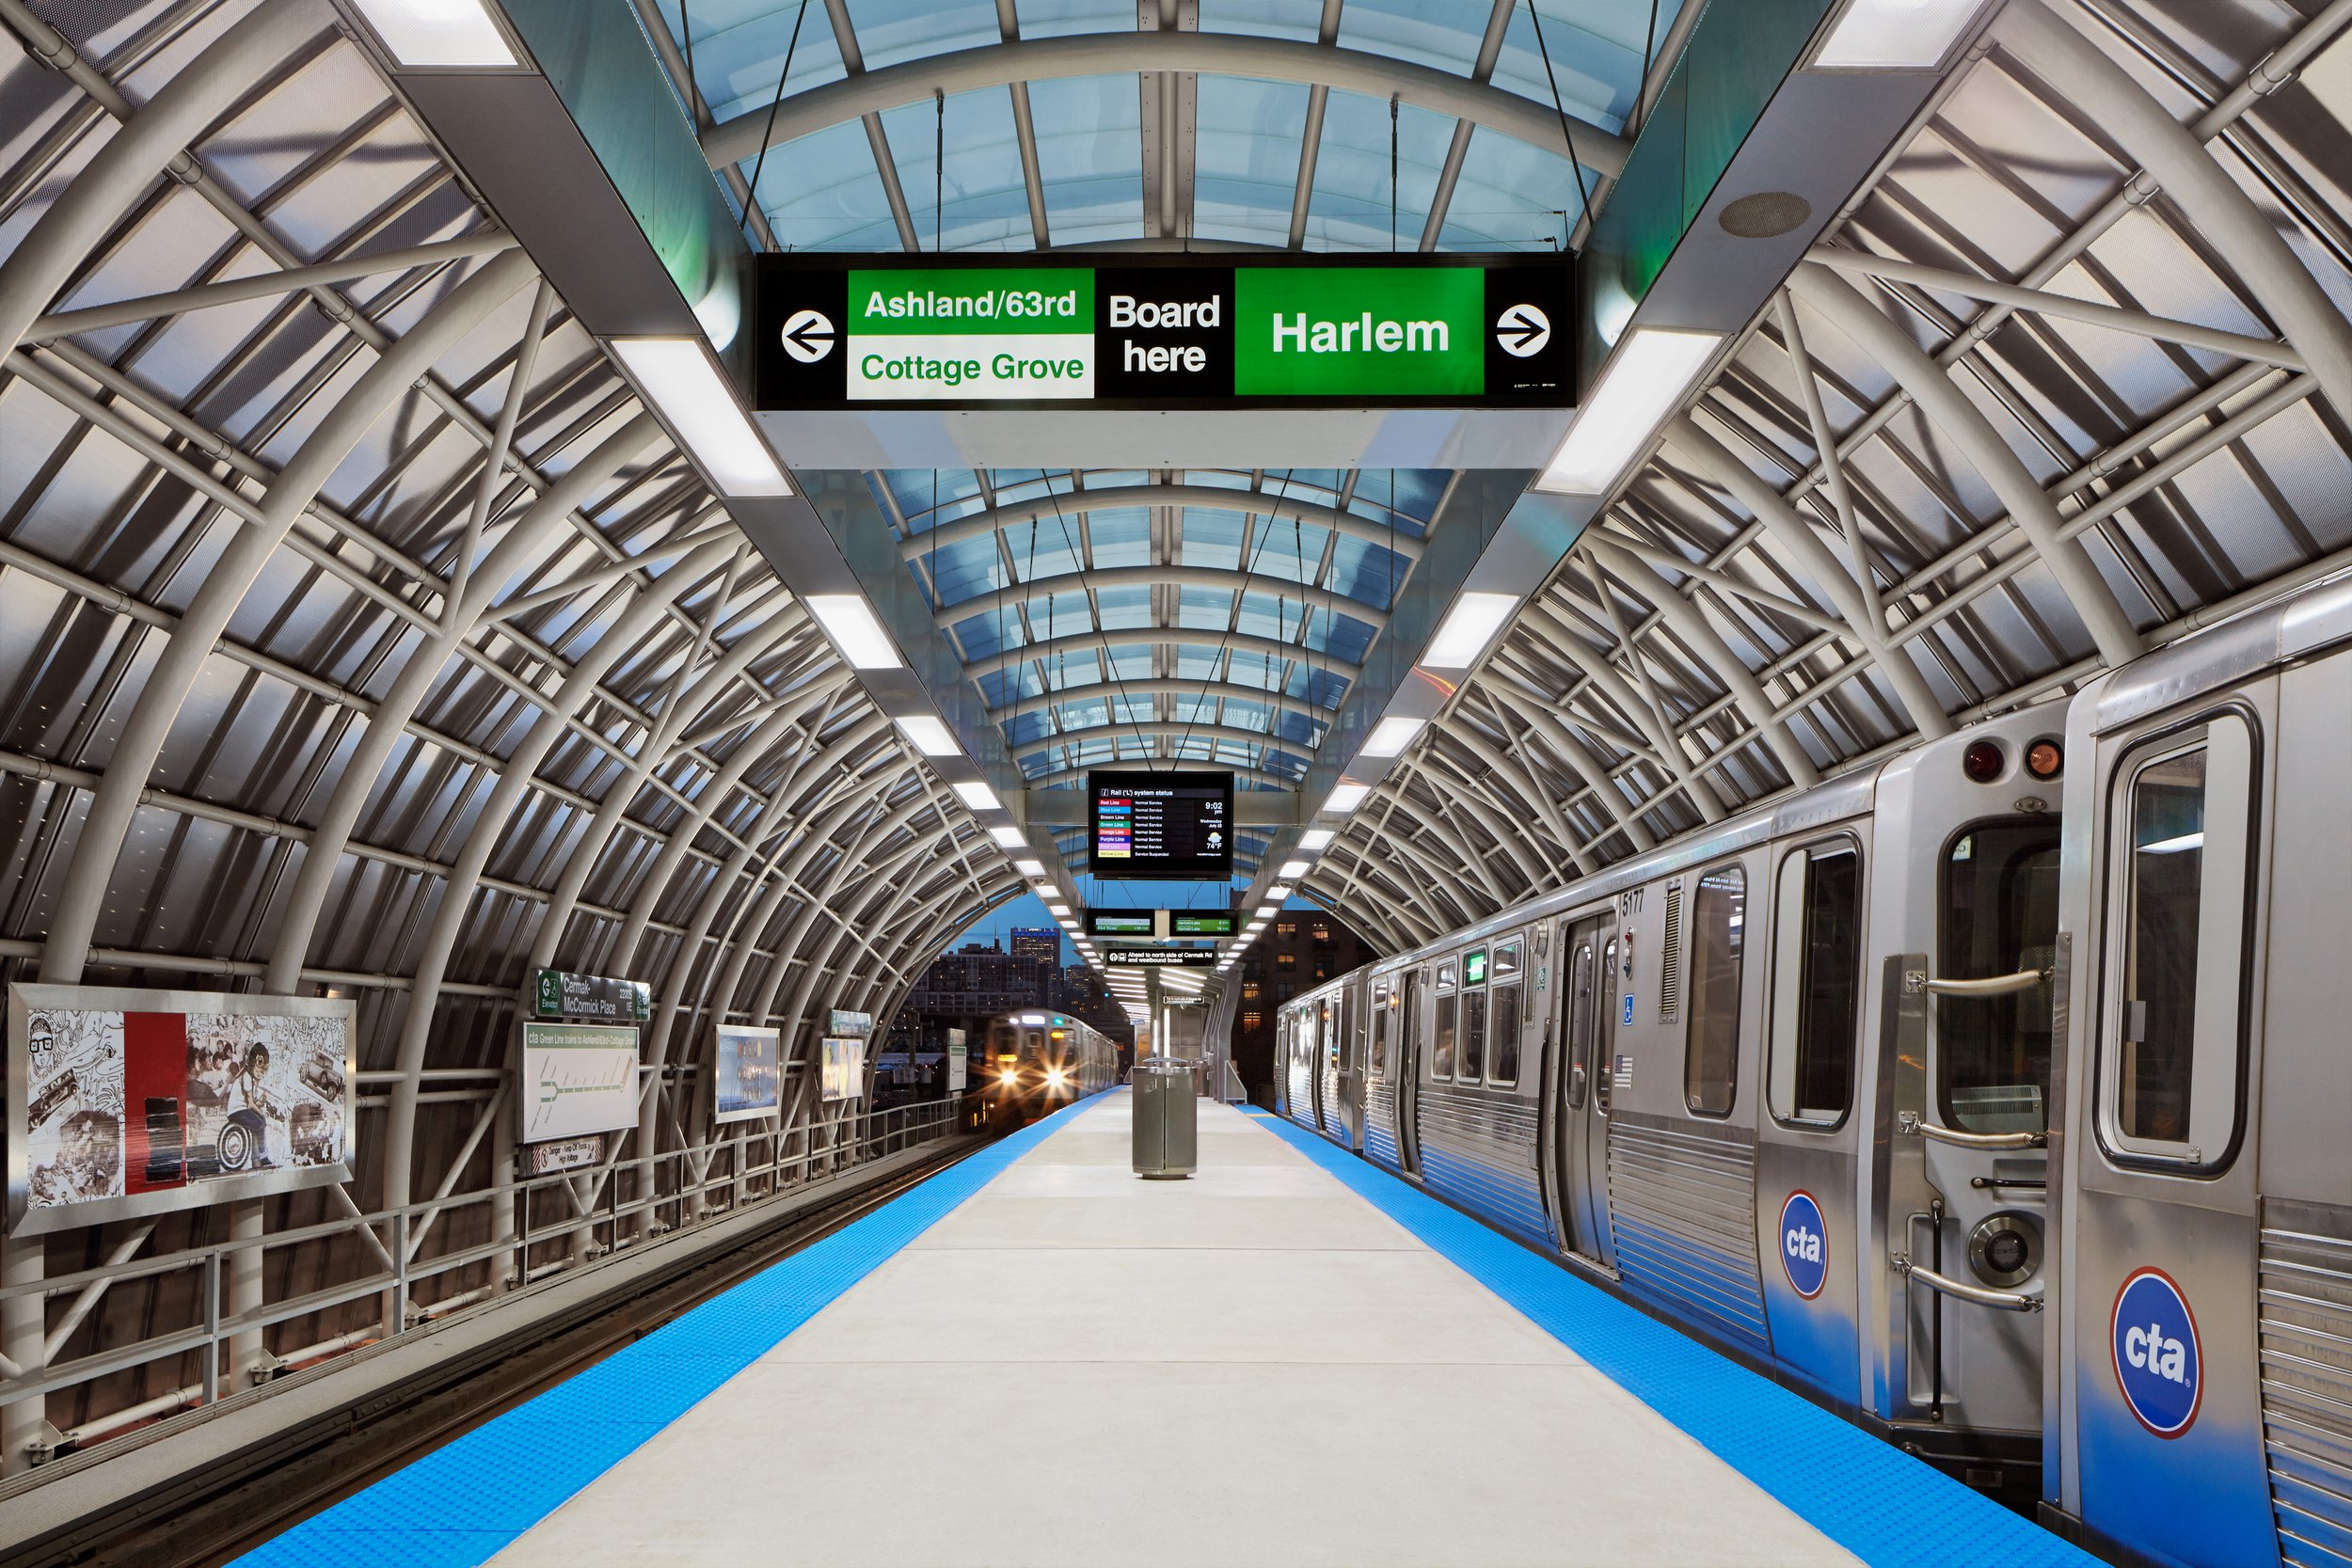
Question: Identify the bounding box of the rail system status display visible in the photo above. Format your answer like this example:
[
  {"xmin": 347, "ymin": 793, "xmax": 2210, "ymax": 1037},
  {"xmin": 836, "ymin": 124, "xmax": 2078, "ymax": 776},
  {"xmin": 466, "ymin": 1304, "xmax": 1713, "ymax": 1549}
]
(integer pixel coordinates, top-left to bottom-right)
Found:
[
  {"xmin": 1087, "ymin": 910, "xmax": 1239, "ymax": 938},
  {"xmin": 755, "ymin": 254, "xmax": 1571, "ymax": 411},
  {"xmin": 1088, "ymin": 769, "xmax": 1233, "ymax": 881}
]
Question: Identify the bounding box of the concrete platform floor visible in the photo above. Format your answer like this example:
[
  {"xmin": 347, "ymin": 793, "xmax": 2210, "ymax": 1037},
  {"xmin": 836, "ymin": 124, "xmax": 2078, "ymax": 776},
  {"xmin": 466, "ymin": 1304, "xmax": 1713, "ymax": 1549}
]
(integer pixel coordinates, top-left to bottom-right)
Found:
[{"xmin": 486, "ymin": 1095, "xmax": 1861, "ymax": 1568}]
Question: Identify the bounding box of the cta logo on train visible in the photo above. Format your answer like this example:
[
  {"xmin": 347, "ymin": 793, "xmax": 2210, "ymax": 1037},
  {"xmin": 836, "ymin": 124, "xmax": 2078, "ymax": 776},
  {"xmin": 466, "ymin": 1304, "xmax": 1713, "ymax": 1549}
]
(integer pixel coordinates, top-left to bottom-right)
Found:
[{"xmin": 1268, "ymin": 571, "xmax": 2352, "ymax": 1567}]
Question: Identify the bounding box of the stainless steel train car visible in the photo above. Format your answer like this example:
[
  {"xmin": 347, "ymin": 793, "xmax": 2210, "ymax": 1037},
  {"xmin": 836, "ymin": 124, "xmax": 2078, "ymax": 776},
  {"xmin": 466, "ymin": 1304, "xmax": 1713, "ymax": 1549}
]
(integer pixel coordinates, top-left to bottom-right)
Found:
[
  {"xmin": 979, "ymin": 1010, "xmax": 1120, "ymax": 1122},
  {"xmin": 1275, "ymin": 569, "xmax": 2352, "ymax": 1568}
]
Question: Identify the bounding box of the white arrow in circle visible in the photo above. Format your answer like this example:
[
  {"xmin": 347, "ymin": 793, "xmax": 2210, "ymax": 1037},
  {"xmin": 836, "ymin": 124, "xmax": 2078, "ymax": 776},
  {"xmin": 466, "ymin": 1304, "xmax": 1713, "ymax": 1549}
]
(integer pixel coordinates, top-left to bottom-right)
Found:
[
  {"xmin": 781, "ymin": 308, "xmax": 836, "ymax": 363},
  {"xmin": 1495, "ymin": 304, "xmax": 1550, "ymax": 357}
]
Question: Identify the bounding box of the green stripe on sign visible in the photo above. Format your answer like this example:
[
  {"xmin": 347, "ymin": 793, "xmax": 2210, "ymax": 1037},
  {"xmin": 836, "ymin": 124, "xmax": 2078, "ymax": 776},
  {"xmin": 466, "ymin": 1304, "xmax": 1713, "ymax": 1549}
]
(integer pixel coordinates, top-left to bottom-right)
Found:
[
  {"xmin": 849, "ymin": 267, "xmax": 1092, "ymax": 336},
  {"xmin": 1233, "ymin": 267, "xmax": 1484, "ymax": 397}
]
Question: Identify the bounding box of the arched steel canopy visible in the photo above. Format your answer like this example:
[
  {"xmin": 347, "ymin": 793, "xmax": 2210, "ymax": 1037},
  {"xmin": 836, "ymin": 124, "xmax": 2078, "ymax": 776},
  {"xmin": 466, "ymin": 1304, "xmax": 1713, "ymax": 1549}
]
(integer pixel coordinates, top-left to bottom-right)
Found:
[{"xmin": 3, "ymin": 0, "xmax": 2352, "ymax": 1482}]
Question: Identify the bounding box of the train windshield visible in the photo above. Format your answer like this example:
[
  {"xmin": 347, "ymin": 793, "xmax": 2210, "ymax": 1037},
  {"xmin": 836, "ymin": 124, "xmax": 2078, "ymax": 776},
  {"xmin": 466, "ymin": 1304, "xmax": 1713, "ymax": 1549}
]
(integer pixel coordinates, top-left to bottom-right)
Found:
[{"xmin": 1939, "ymin": 819, "xmax": 2062, "ymax": 1132}]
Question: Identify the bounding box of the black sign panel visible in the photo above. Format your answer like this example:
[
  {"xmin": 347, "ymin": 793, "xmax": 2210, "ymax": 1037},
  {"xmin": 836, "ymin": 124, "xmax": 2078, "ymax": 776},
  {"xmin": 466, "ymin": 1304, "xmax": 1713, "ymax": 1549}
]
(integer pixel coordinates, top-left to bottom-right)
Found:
[
  {"xmin": 1104, "ymin": 950, "xmax": 1219, "ymax": 968},
  {"xmin": 1087, "ymin": 911, "xmax": 1158, "ymax": 937},
  {"xmin": 753, "ymin": 253, "xmax": 1572, "ymax": 413},
  {"xmin": 1089, "ymin": 769, "xmax": 1233, "ymax": 881},
  {"xmin": 1086, "ymin": 909, "xmax": 1241, "ymax": 937}
]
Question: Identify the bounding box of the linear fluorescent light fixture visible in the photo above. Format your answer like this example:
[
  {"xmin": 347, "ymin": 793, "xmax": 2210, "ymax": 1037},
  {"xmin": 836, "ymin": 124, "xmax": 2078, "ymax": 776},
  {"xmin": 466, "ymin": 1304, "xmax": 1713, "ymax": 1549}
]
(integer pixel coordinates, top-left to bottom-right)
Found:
[
  {"xmin": 1047, "ymin": 903, "xmax": 1071, "ymax": 916},
  {"xmin": 1810, "ymin": 0, "xmax": 1991, "ymax": 70},
  {"xmin": 1279, "ymin": 860, "xmax": 1311, "ymax": 879},
  {"xmin": 988, "ymin": 825, "xmax": 1025, "ymax": 848},
  {"xmin": 1360, "ymin": 714, "xmax": 1429, "ymax": 757},
  {"xmin": 1255, "ymin": 905, "xmax": 1276, "ymax": 918},
  {"xmin": 803, "ymin": 595, "xmax": 900, "ymax": 670},
  {"xmin": 1324, "ymin": 783, "xmax": 1370, "ymax": 816},
  {"xmin": 1013, "ymin": 859, "xmax": 1045, "ymax": 877},
  {"xmin": 1536, "ymin": 327, "xmax": 1723, "ymax": 496},
  {"xmin": 610, "ymin": 339, "xmax": 789, "ymax": 498},
  {"xmin": 954, "ymin": 782, "xmax": 1000, "ymax": 811},
  {"xmin": 1422, "ymin": 593, "xmax": 1519, "ymax": 671},
  {"xmin": 348, "ymin": 0, "xmax": 517, "ymax": 66},
  {"xmin": 895, "ymin": 716, "xmax": 957, "ymax": 756},
  {"xmin": 1266, "ymin": 884, "xmax": 1294, "ymax": 901},
  {"xmin": 1299, "ymin": 829, "xmax": 1334, "ymax": 851}
]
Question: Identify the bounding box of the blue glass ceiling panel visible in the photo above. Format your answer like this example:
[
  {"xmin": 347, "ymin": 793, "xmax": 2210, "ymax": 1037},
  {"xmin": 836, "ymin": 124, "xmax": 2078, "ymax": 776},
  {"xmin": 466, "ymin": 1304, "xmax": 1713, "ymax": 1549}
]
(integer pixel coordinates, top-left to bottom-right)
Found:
[
  {"xmin": 1438, "ymin": 124, "xmax": 1592, "ymax": 251},
  {"xmin": 879, "ymin": 88, "xmax": 1038, "ymax": 251},
  {"xmin": 849, "ymin": 0, "xmax": 1001, "ymax": 70},
  {"xmin": 751, "ymin": 118, "xmax": 893, "ymax": 251},
  {"xmin": 1193, "ymin": 76, "xmax": 1311, "ymax": 248},
  {"xmin": 1027, "ymin": 75, "xmax": 1143, "ymax": 245},
  {"xmin": 1490, "ymin": 0, "xmax": 1686, "ymax": 135},
  {"xmin": 1334, "ymin": 0, "xmax": 1483, "ymax": 78},
  {"xmin": 1301, "ymin": 92, "xmax": 1453, "ymax": 252},
  {"xmin": 1195, "ymin": 0, "xmax": 1324, "ymax": 42}
]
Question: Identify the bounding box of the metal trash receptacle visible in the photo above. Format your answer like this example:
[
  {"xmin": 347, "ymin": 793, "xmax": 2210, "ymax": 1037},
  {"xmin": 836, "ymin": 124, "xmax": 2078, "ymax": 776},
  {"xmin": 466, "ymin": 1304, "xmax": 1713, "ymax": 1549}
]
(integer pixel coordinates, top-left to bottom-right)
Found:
[{"xmin": 1131, "ymin": 1056, "xmax": 1198, "ymax": 1179}]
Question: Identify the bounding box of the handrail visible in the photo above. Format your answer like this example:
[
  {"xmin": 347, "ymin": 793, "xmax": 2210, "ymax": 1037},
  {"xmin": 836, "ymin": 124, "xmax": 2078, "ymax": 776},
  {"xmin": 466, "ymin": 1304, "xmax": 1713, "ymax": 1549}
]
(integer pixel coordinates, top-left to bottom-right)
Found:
[
  {"xmin": 1924, "ymin": 967, "xmax": 2051, "ymax": 997},
  {"xmin": 0, "ymin": 1096, "xmax": 967, "ymax": 1459},
  {"xmin": 1896, "ymin": 1110, "xmax": 2046, "ymax": 1150},
  {"xmin": 1895, "ymin": 1256, "xmax": 2042, "ymax": 1313}
]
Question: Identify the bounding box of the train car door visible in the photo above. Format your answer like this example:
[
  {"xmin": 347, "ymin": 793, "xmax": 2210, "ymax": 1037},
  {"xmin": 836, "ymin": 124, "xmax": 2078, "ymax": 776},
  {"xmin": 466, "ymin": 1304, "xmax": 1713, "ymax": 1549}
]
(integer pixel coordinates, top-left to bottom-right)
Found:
[
  {"xmin": 1397, "ymin": 968, "xmax": 1424, "ymax": 1178},
  {"xmin": 1548, "ymin": 911, "xmax": 1616, "ymax": 1271},
  {"xmin": 1756, "ymin": 835, "xmax": 1867, "ymax": 1409},
  {"xmin": 2061, "ymin": 696, "xmax": 2275, "ymax": 1568}
]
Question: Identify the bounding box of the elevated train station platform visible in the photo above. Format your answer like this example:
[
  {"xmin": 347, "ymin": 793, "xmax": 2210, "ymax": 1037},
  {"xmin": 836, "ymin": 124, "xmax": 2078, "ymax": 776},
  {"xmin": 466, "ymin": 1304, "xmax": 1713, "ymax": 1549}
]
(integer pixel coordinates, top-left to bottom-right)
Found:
[{"xmin": 232, "ymin": 1095, "xmax": 2087, "ymax": 1568}]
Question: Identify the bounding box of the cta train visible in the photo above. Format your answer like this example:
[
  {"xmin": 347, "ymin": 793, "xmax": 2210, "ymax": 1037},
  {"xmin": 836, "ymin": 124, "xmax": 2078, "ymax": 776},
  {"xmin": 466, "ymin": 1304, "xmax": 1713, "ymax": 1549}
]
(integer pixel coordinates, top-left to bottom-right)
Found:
[
  {"xmin": 1277, "ymin": 570, "xmax": 2352, "ymax": 1568},
  {"xmin": 979, "ymin": 1011, "xmax": 1120, "ymax": 1123}
]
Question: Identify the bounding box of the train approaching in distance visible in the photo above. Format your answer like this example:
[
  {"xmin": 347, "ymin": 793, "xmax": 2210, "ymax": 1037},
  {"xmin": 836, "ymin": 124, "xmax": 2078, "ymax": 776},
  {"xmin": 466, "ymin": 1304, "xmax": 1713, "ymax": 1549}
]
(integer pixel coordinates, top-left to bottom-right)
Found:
[
  {"xmin": 979, "ymin": 1011, "xmax": 1120, "ymax": 1124},
  {"xmin": 1279, "ymin": 569, "xmax": 2352, "ymax": 1568}
]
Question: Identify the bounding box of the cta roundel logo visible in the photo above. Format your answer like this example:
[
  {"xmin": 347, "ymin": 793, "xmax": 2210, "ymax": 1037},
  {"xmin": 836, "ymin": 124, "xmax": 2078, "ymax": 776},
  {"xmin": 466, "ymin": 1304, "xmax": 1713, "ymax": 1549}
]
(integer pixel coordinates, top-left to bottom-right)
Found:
[
  {"xmin": 1779, "ymin": 1190, "xmax": 1828, "ymax": 1300},
  {"xmin": 2111, "ymin": 1268, "xmax": 2201, "ymax": 1437}
]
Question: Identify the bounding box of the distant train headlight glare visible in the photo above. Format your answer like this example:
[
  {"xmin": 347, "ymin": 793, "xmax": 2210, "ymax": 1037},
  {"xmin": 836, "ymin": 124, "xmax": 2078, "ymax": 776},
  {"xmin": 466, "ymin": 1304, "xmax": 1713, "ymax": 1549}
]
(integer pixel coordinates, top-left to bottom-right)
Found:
[
  {"xmin": 999, "ymin": 1069, "xmax": 1018, "ymax": 1085},
  {"xmin": 1048, "ymin": 1069, "xmax": 1068, "ymax": 1089}
]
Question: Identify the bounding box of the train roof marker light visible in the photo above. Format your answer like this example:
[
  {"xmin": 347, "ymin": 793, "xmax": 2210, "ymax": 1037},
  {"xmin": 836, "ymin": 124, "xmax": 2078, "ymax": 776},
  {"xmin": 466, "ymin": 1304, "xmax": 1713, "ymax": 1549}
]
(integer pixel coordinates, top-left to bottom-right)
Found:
[
  {"xmin": 1421, "ymin": 594, "xmax": 1518, "ymax": 671},
  {"xmin": 1359, "ymin": 715, "xmax": 1428, "ymax": 758},
  {"xmin": 988, "ymin": 825, "xmax": 1025, "ymax": 848},
  {"xmin": 803, "ymin": 594, "xmax": 900, "ymax": 668},
  {"xmin": 895, "ymin": 716, "xmax": 958, "ymax": 756},
  {"xmin": 1808, "ymin": 0, "xmax": 1992, "ymax": 71},
  {"xmin": 1323, "ymin": 783, "xmax": 1370, "ymax": 816},
  {"xmin": 1534, "ymin": 327, "xmax": 1723, "ymax": 496},
  {"xmin": 610, "ymin": 339, "xmax": 790, "ymax": 498},
  {"xmin": 348, "ymin": 0, "xmax": 518, "ymax": 67}
]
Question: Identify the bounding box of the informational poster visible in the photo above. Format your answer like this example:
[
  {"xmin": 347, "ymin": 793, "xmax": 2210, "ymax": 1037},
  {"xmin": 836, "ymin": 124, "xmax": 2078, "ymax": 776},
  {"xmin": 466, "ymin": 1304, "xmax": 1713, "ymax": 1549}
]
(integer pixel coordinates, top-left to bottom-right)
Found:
[
  {"xmin": 713, "ymin": 1023, "xmax": 781, "ymax": 1124},
  {"xmin": 819, "ymin": 1037, "xmax": 866, "ymax": 1103},
  {"xmin": 946, "ymin": 1030, "xmax": 967, "ymax": 1094},
  {"xmin": 756, "ymin": 254, "xmax": 1572, "ymax": 411},
  {"xmin": 9, "ymin": 984, "xmax": 355, "ymax": 1237},
  {"xmin": 519, "ymin": 1022, "xmax": 639, "ymax": 1141},
  {"xmin": 828, "ymin": 1009, "xmax": 872, "ymax": 1037}
]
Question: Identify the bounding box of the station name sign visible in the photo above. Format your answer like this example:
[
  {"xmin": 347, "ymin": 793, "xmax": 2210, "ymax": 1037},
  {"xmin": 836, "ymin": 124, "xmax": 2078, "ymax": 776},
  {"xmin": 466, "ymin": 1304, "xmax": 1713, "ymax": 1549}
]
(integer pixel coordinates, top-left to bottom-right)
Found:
[{"xmin": 755, "ymin": 253, "xmax": 1572, "ymax": 412}]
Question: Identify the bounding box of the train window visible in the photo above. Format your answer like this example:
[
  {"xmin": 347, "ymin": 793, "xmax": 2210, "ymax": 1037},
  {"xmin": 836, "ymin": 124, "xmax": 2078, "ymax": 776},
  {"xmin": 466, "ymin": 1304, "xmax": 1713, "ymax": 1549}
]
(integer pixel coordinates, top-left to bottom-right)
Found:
[
  {"xmin": 1566, "ymin": 936, "xmax": 1597, "ymax": 1110},
  {"xmin": 1371, "ymin": 985, "xmax": 1390, "ymax": 1080},
  {"xmin": 1939, "ymin": 819, "xmax": 2061, "ymax": 1133},
  {"xmin": 1436, "ymin": 961, "xmax": 1456, "ymax": 991},
  {"xmin": 1461, "ymin": 988, "xmax": 1488, "ymax": 1082},
  {"xmin": 1490, "ymin": 983, "xmax": 1523, "ymax": 1086},
  {"xmin": 1683, "ymin": 865, "xmax": 1746, "ymax": 1117},
  {"xmin": 1433, "ymin": 993, "xmax": 1457, "ymax": 1079},
  {"xmin": 1492, "ymin": 938, "xmax": 1523, "ymax": 979},
  {"xmin": 1768, "ymin": 840, "xmax": 1861, "ymax": 1127},
  {"xmin": 2101, "ymin": 716, "xmax": 2255, "ymax": 1168}
]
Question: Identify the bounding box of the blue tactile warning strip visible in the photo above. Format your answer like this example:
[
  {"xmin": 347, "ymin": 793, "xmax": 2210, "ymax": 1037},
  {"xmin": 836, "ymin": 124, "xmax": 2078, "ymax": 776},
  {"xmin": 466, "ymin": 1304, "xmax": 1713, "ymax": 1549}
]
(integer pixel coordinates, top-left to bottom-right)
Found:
[
  {"xmin": 231, "ymin": 1109, "xmax": 1082, "ymax": 1568},
  {"xmin": 1241, "ymin": 1108, "xmax": 2098, "ymax": 1568}
]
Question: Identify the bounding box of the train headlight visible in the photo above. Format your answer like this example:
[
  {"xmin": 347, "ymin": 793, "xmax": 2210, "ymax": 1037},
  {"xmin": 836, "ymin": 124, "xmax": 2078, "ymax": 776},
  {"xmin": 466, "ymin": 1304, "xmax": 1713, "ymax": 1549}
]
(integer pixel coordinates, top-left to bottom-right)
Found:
[
  {"xmin": 2025, "ymin": 737, "xmax": 2064, "ymax": 781},
  {"xmin": 999, "ymin": 1069, "xmax": 1018, "ymax": 1085},
  {"xmin": 1047, "ymin": 1069, "xmax": 1068, "ymax": 1089}
]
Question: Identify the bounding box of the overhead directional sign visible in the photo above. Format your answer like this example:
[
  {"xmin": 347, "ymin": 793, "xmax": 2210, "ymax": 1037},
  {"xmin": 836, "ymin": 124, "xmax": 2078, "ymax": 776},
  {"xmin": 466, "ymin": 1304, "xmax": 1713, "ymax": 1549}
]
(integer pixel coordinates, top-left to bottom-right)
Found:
[
  {"xmin": 1087, "ymin": 910, "xmax": 1240, "ymax": 938},
  {"xmin": 755, "ymin": 254, "xmax": 1572, "ymax": 412}
]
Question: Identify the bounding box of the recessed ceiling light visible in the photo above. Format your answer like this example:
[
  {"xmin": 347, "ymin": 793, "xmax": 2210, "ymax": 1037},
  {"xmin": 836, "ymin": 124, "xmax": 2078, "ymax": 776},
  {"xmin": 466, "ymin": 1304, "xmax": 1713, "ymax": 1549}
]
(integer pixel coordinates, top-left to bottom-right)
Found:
[
  {"xmin": 895, "ymin": 715, "xmax": 957, "ymax": 755},
  {"xmin": 1279, "ymin": 860, "xmax": 1310, "ymax": 878},
  {"xmin": 348, "ymin": 0, "xmax": 517, "ymax": 67},
  {"xmin": 1013, "ymin": 859, "xmax": 1045, "ymax": 877},
  {"xmin": 988, "ymin": 825, "xmax": 1025, "ymax": 848},
  {"xmin": 1810, "ymin": 0, "xmax": 1991, "ymax": 71},
  {"xmin": 1422, "ymin": 594, "xmax": 1519, "ymax": 670},
  {"xmin": 1299, "ymin": 829, "xmax": 1334, "ymax": 850},
  {"xmin": 1360, "ymin": 714, "xmax": 1428, "ymax": 757},
  {"xmin": 610, "ymin": 339, "xmax": 789, "ymax": 497},
  {"xmin": 1323, "ymin": 784, "xmax": 1369, "ymax": 816},
  {"xmin": 803, "ymin": 594, "xmax": 900, "ymax": 669},
  {"xmin": 954, "ymin": 781, "xmax": 1000, "ymax": 811},
  {"xmin": 1535, "ymin": 327, "xmax": 1722, "ymax": 496}
]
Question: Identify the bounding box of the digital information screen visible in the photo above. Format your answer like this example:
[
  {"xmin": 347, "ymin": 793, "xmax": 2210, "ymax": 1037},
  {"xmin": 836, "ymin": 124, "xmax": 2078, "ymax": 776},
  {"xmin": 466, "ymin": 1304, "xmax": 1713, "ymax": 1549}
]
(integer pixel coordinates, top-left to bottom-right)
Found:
[
  {"xmin": 1086, "ymin": 910, "xmax": 1239, "ymax": 938},
  {"xmin": 755, "ymin": 254, "xmax": 1571, "ymax": 412},
  {"xmin": 1088, "ymin": 770, "xmax": 1233, "ymax": 881}
]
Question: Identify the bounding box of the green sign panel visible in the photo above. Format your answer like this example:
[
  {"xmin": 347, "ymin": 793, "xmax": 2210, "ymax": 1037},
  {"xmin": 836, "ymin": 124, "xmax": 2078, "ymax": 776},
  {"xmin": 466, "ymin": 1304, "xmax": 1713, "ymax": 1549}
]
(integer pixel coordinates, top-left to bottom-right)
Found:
[
  {"xmin": 1463, "ymin": 948, "xmax": 1488, "ymax": 988},
  {"xmin": 757, "ymin": 253, "xmax": 1570, "ymax": 411},
  {"xmin": 532, "ymin": 969, "xmax": 650, "ymax": 1022},
  {"xmin": 1170, "ymin": 912, "xmax": 1238, "ymax": 936}
]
